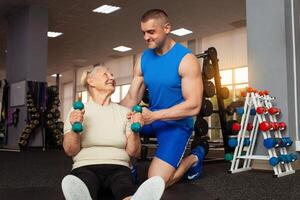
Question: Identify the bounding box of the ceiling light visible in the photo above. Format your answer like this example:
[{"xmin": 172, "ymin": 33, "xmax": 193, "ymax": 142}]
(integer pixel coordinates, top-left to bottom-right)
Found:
[
  {"xmin": 113, "ymin": 46, "xmax": 132, "ymax": 52},
  {"xmin": 51, "ymin": 74, "xmax": 62, "ymax": 77},
  {"xmin": 48, "ymin": 32, "xmax": 63, "ymax": 38},
  {"xmin": 93, "ymin": 5, "xmax": 121, "ymax": 14},
  {"xmin": 171, "ymin": 28, "xmax": 193, "ymax": 36}
]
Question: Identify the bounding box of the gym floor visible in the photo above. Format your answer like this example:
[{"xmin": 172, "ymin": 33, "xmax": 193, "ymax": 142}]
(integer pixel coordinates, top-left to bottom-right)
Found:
[{"xmin": 0, "ymin": 149, "xmax": 299, "ymax": 200}]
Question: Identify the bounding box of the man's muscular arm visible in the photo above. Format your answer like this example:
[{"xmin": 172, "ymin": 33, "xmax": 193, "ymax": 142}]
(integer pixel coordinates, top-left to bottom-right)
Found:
[{"xmin": 120, "ymin": 57, "xmax": 146, "ymax": 109}]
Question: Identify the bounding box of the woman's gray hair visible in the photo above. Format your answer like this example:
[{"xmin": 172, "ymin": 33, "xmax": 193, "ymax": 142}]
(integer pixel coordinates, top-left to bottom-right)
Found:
[{"xmin": 80, "ymin": 66, "xmax": 105, "ymax": 89}]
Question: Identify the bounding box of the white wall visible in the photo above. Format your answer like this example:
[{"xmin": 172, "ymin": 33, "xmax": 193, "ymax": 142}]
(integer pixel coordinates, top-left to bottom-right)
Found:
[
  {"xmin": 200, "ymin": 27, "xmax": 247, "ymax": 69},
  {"xmin": 104, "ymin": 55, "xmax": 134, "ymax": 86}
]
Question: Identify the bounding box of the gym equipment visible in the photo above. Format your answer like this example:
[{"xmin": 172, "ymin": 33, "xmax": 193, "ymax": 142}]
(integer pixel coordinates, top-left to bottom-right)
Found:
[
  {"xmin": 226, "ymin": 120, "xmax": 240, "ymax": 134},
  {"xmin": 236, "ymin": 107, "xmax": 244, "ymax": 116},
  {"xmin": 131, "ymin": 105, "xmax": 143, "ymax": 133},
  {"xmin": 278, "ymin": 122, "xmax": 287, "ymax": 131},
  {"xmin": 264, "ymin": 137, "xmax": 293, "ymax": 149},
  {"xmin": 259, "ymin": 121, "xmax": 271, "ymax": 132},
  {"xmin": 72, "ymin": 101, "xmax": 84, "ymax": 133},
  {"xmin": 228, "ymin": 137, "xmax": 250, "ymax": 148},
  {"xmin": 202, "ymin": 57, "xmax": 215, "ymax": 80},
  {"xmin": 268, "ymin": 107, "xmax": 281, "ymax": 115},
  {"xmin": 226, "ymin": 105, "xmax": 235, "ymax": 116},
  {"xmin": 199, "ymin": 99, "xmax": 213, "ymax": 117},
  {"xmin": 224, "ymin": 153, "xmax": 233, "ymax": 161},
  {"xmin": 256, "ymin": 107, "xmax": 268, "ymax": 115},
  {"xmin": 203, "ymin": 80, "xmax": 215, "ymax": 98},
  {"xmin": 229, "ymin": 89, "xmax": 295, "ymax": 177},
  {"xmin": 269, "ymin": 154, "xmax": 298, "ymax": 166},
  {"xmin": 220, "ymin": 87, "xmax": 229, "ymax": 99},
  {"xmin": 194, "ymin": 117, "xmax": 209, "ymax": 136},
  {"xmin": 246, "ymin": 123, "xmax": 253, "ymax": 131}
]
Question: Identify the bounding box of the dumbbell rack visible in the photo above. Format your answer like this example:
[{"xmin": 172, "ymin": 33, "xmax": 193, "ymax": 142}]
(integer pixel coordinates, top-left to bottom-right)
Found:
[{"xmin": 229, "ymin": 90, "xmax": 295, "ymax": 177}]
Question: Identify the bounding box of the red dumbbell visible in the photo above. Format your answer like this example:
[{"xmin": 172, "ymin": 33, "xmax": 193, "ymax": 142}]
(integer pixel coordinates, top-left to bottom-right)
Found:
[
  {"xmin": 268, "ymin": 107, "xmax": 281, "ymax": 115},
  {"xmin": 263, "ymin": 90, "xmax": 269, "ymax": 95},
  {"xmin": 259, "ymin": 121, "xmax": 271, "ymax": 132},
  {"xmin": 278, "ymin": 122, "xmax": 287, "ymax": 131},
  {"xmin": 247, "ymin": 87, "xmax": 255, "ymax": 93},
  {"xmin": 256, "ymin": 107, "xmax": 268, "ymax": 115},
  {"xmin": 241, "ymin": 91, "xmax": 247, "ymax": 97},
  {"xmin": 270, "ymin": 122, "xmax": 279, "ymax": 131},
  {"xmin": 232, "ymin": 122, "xmax": 241, "ymax": 132},
  {"xmin": 258, "ymin": 91, "xmax": 265, "ymax": 96},
  {"xmin": 246, "ymin": 123, "xmax": 254, "ymax": 131}
]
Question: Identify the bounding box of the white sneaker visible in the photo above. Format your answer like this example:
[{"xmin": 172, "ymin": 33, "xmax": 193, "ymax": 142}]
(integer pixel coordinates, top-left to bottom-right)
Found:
[
  {"xmin": 61, "ymin": 175, "xmax": 92, "ymax": 200},
  {"xmin": 131, "ymin": 176, "xmax": 165, "ymax": 200}
]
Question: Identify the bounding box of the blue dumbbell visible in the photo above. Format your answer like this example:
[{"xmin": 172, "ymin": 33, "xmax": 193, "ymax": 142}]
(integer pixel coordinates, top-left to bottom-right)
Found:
[
  {"xmin": 228, "ymin": 138, "xmax": 238, "ymax": 148},
  {"xmin": 72, "ymin": 101, "xmax": 84, "ymax": 133},
  {"xmin": 131, "ymin": 105, "xmax": 143, "ymax": 133},
  {"xmin": 236, "ymin": 107, "xmax": 244, "ymax": 116},
  {"xmin": 290, "ymin": 153, "xmax": 298, "ymax": 162},
  {"xmin": 269, "ymin": 156, "xmax": 285, "ymax": 166},
  {"xmin": 250, "ymin": 108, "xmax": 256, "ymax": 116},
  {"xmin": 280, "ymin": 155, "xmax": 289, "ymax": 164},
  {"xmin": 282, "ymin": 137, "xmax": 293, "ymax": 147},
  {"xmin": 264, "ymin": 138, "xmax": 277, "ymax": 149},
  {"xmin": 244, "ymin": 138, "xmax": 251, "ymax": 146}
]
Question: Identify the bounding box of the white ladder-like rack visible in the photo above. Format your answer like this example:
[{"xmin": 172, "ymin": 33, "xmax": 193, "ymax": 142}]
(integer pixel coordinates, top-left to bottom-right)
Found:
[{"xmin": 229, "ymin": 90, "xmax": 295, "ymax": 177}]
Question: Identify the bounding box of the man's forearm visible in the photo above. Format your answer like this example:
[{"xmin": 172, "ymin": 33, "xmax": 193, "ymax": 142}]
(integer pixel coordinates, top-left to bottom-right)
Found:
[{"xmin": 153, "ymin": 100, "xmax": 201, "ymax": 121}]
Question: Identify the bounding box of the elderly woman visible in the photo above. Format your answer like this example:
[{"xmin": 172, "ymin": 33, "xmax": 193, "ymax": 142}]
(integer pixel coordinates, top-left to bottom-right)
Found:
[{"xmin": 61, "ymin": 66, "xmax": 164, "ymax": 200}]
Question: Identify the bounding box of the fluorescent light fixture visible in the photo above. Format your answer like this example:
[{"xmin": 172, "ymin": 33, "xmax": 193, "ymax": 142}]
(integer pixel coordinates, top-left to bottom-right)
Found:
[
  {"xmin": 171, "ymin": 28, "xmax": 193, "ymax": 36},
  {"xmin": 93, "ymin": 5, "xmax": 121, "ymax": 14},
  {"xmin": 48, "ymin": 31, "xmax": 63, "ymax": 38},
  {"xmin": 51, "ymin": 74, "xmax": 62, "ymax": 77},
  {"xmin": 113, "ymin": 46, "xmax": 132, "ymax": 52}
]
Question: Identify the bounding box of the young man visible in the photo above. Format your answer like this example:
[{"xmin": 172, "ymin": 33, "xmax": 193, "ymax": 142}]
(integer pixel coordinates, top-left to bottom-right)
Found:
[
  {"xmin": 62, "ymin": 66, "xmax": 165, "ymax": 200},
  {"xmin": 121, "ymin": 9, "xmax": 204, "ymax": 187}
]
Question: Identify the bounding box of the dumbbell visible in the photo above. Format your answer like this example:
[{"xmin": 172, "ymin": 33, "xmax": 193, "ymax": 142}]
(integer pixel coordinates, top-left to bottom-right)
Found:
[
  {"xmin": 246, "ymin": 123, "xmax": 254, "ymax": 131},
  {"xmin": 259, "ymin": 121, "xmax": 271, "ymax": 132},
  {"xmin": 224, "ymin": 153, "xmax": 233, "ymax": 161},
  {"xmin": 47, "ymin": 113, "xmax": 53, "ymax": 119},
  {"xmin": 268, "ymin": 107, "xmax": 281, "ymax": 115},
  {"xmin": 269, "ymin": 156, "xmax": 284, "ymax": 166},
  {"xmin": 228, "ymin": 137, "xmax": 250, "ymax": 148},
  {"xmin": 264, "ymin": 138, "xmax": 282, "ymax": 149},
  {"xmin": 278, "ymin": 122, "xmax": 287, "ymax": 131},
  {"xmin": 72, "ymin": 101, "xmax": 84, "ymax": 133},
  {"xmin": 31, "ymin": 113, "xmax": 40, "ymax": 118},
  {"xmin": 226, "ymin": 120, "xmax": 241, "ymax": 134},
  {"xmin": 236, "ymin": 107, "xmax": 244, "ymax": 116},
  {"xmin": 269, "ymin": 154, "xmax": 297, "ymax": 166},
  {"xmin": 256, "ymin": 107, "xmax": 268, "ymax": 115},
  {"xmin": 226, "ymin": 105, "xmax": 235, "ymax": 116},
  {"xmin": 281, "ymin": 137, "xmax": 293, "ymax": 147},
  {"xmin": 131, "ymin": 105, "xmax": 143, "ymax": 133}
]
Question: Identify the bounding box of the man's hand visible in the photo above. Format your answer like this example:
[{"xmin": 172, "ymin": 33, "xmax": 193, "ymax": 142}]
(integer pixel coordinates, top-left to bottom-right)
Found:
[{"xmin": 141, "ymin": 107, "xmax": 156, "ymax": 125}]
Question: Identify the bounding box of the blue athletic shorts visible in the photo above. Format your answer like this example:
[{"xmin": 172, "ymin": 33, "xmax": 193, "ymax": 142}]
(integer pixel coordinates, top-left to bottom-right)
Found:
[{"xmin": 140, "ymin": 120, "xmax": 193, "ymax": 169}]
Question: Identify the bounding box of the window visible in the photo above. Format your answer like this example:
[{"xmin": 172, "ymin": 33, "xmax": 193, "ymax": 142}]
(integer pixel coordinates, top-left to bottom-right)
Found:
[{"xmin": 209, "ymin": 66, "xmax": 248, "ymax": 141}]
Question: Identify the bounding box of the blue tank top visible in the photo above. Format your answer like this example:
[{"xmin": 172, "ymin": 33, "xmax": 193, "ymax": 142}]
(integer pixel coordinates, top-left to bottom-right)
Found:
[{"xmin": 141, "ymin": 43, "xmax": 194, "ymax": 129}]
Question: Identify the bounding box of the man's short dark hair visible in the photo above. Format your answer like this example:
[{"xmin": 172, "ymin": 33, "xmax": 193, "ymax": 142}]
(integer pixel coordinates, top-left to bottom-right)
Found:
[{"xmin": 141, "ymin": 9, "xmax": 169, "ymax": 23}]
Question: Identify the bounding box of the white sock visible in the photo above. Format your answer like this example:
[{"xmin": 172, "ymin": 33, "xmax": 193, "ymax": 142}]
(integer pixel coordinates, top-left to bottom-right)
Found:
[
  {"xmin": 61, "ymin": 175, "xmax": 92, "ymax": 200},
  {"xmin": 131, "ymin": 176, "xmax": 165, "ymax": 200}
]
